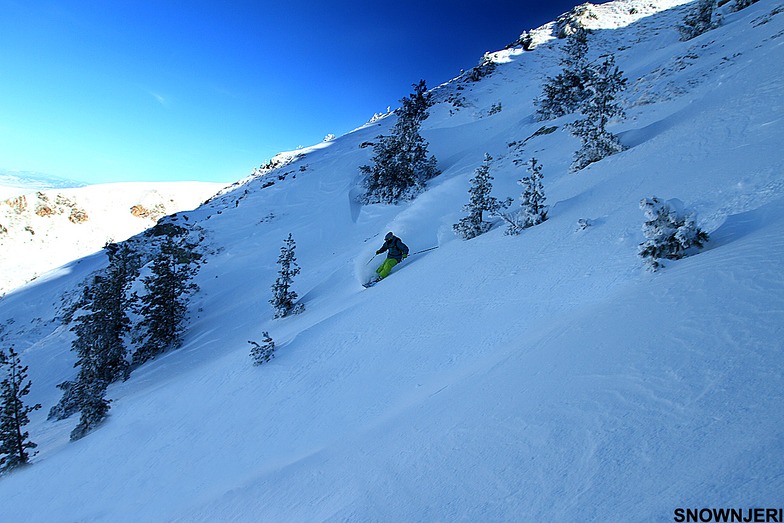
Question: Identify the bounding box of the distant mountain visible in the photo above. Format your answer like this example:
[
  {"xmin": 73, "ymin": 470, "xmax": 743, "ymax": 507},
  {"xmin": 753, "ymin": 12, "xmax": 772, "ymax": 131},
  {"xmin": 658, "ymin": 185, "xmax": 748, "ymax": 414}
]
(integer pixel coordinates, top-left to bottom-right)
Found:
[
  {"xmin": 0, "ymin": 169, "xmax": 87, "ymax": 197},
  {"xmin": 0, "ymin": 181, "xmax": 225, "ymax": 294}
]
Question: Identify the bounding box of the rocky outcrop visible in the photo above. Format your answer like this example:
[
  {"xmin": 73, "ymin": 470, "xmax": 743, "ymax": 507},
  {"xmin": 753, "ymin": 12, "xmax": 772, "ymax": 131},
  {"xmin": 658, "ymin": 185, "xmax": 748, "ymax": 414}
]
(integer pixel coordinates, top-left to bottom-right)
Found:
[{"xmin": 130, "ymin": 203, "xmax": 166, "ymax": 220}]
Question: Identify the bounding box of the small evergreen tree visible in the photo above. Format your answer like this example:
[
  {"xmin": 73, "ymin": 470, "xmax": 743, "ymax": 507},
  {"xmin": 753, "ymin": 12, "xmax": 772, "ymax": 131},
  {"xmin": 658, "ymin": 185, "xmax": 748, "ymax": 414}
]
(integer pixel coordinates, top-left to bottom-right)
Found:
[
  {"xmin": 360, "ymin": 80, "xmax": 440, "ymax": 204},
  {"xmin": 499, "ymin": 158, "xmax": 549, "ymax": 235},
  {"xmin": 569, "ymin": 54, "xmax": 627, "ymax": 172},
  {"xmin": 638, "ymin": 197, "xmax": 710, "ymax": 270},
  {"xmin": 0, "ymin": 347, "xmax": 41, "ymax": 473},
  {"xmin": 678, "ymin": 0, "xmax": 717, "ymax": 41},
  {"xmin": 134, "ymin": 237, "xmax": 199, "ymax": 366},
  {"xmin": 518, "ymin": 158, "xmax": 549, "ymax": 231},
  {"xmin": 249, "ymin": 333, "xmax": 275, "ymax": 366},
  {"xmin": 535, "ymin": 28, "xmax": 594, "ymax": 121},
  {"xmin": 453, "ymin": 154, "xmax": 506, "ymax": 240},
  {"xmin": 270, "ymin": 234, "xmax": 305, "ymax": 318}
]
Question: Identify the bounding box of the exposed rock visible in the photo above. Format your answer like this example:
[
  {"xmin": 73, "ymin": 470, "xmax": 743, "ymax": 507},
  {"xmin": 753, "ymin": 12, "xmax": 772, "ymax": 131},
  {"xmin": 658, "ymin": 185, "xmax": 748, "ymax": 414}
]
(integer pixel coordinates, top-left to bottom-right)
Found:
[
  {"xmin": 555, "ymin": 3, "xmax": 598, "ymax": 38},
  {"xmin": 149, "ymin": 221, "xmax": 188, "ymax": 238},
  {"xmin": 130, "ymin": 203, "xmax": 166, "ymax": 220},
  {"xmin": 4, "ymin": 195, "xmax": 27, "ymax": 214},
  {"xmin": 68, "ymin": 208, "xmax": 89, "ymax": 224},
  {"xmin": 36, "ymin": 205, "xmax": 56, "ymax": 217}
]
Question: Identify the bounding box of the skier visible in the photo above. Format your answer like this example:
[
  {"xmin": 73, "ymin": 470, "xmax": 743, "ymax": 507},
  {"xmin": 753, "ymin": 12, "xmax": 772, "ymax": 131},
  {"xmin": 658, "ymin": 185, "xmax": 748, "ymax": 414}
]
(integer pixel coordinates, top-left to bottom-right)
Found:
[{"xmin": 373, "ymin": 232, "xmax": 409, "ymax": 282}]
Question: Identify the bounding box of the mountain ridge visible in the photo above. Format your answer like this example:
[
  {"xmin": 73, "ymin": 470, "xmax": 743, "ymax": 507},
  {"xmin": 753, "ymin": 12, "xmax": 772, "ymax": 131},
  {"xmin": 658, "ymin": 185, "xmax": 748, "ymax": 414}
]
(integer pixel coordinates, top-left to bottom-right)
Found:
[{"xmin": 0, "ymin": 169, "xmax": 87, "ymax": 198}]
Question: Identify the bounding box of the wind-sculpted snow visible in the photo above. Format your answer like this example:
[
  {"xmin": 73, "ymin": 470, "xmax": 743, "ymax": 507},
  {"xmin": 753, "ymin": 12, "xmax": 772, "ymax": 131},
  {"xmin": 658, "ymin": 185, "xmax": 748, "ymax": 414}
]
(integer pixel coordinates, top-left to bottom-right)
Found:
[{"xmin": 0, "ymin": 1, "xmax": 783, "ymax": 521}]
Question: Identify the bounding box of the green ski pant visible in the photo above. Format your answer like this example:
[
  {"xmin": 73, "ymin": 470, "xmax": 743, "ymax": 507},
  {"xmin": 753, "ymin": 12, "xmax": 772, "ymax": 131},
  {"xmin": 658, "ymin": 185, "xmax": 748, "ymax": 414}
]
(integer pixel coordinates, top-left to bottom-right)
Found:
[{"xmin": 376, "ymin": 258, "xmax": 398, "ymax": 279}]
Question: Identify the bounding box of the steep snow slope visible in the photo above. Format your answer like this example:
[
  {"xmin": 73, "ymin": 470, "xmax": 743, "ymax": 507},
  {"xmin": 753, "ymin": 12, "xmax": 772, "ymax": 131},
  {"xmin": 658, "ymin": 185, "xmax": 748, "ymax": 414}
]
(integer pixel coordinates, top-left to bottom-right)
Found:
[
  {"xmin": 0, "ymin": 1, "xmax": 783, "ymax": 521},
  {"xmin": 0, "ymin": 182, "xmax": 225, "ymax": 294}
]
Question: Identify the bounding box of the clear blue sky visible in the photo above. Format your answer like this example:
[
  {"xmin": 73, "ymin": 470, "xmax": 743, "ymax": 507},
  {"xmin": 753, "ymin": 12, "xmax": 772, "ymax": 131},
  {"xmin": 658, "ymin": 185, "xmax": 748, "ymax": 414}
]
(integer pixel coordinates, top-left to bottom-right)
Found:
[{"xmin": 0, "ymin": 0, "xmax": 579, "ymax": 184}]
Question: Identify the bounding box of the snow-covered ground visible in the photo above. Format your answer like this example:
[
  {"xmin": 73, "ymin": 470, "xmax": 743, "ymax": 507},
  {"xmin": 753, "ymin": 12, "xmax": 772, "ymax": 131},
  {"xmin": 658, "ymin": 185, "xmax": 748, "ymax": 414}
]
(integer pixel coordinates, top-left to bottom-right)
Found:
[
  {"xmin": 0, "ymin": 182, "xmax": 225, "ymax": 294},
  {"xmin": 1, "ymin": 0, "xmax": 783, "ymax": 521}
]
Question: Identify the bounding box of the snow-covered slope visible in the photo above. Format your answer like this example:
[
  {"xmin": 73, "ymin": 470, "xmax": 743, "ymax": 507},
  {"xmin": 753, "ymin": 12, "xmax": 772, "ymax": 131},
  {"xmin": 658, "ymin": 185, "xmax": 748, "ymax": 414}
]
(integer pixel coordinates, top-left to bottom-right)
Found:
[
  {"xmin": 1, "ymin": 0, "xmax": 783, "ymax": 521},
  {"xmin": 0, "ymin": 182, "xmax": 225, "ymax": 294}
]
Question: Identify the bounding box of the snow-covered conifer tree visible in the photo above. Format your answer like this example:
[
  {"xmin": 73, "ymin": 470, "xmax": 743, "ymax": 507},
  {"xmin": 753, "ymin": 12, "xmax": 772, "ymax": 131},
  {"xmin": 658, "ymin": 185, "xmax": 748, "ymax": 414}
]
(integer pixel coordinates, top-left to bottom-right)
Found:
[
  {"xmin": 49, "ymin": 244, "xmax": 139, "ymax": 423},
  {"xmin": 453, "ymin": 154, "xmax": 506, "ymax": 240},
  {"xmin": 535, "ymin": 28, "xmax": 593, "ymax": 121},
  {"xmin": 47, "ymin": 380, "xmax": 77, "ymax": 422},
  {"xmin": 360, "ymin": 80, "xmax": 440, "ymax": 204},
  {"xmin": 49, "ymin": 270, "xmax": 129, "ymax": 434},
  {"xmin": 249, "ymin": 333, "xmax": 275, "ymax": 366},
  {"xmin": 499, "ymin": 158, "xmax": 549, "ymax": 235},
  {"xmin": 134, "ymin": 237, "xmax": 199, "ymax": 366},
  {"xmin": 51, "ymin": 283, "xmax": 112, "ymax": 427},
  {"xmin": 678, "ymin": 0, "xmax": 718, "ymax": 40},
  {"xmin": 270, "ymin": 234, "xmax": 304, "ymax": 319},
  {"xmin": 519, "ymin": 158, "xmax": 549, "ymax": 229},
  {"xmin": 638, "ymin": 197, "xmax": 710, "ymax": 270},
  {"xmin": 0, "ymin": 347, "xmax": 41, "ymax": 472},
  {"xmin": 93, "ymin": 243, "xmax": 139, "ymax": 381},
  {"xmin": 47, "ymin": 287, "xmax": 94, "ymax": 422},
  {"xmin": 569, "ymin": 54, "xmax": 627, "ymax": 171}
]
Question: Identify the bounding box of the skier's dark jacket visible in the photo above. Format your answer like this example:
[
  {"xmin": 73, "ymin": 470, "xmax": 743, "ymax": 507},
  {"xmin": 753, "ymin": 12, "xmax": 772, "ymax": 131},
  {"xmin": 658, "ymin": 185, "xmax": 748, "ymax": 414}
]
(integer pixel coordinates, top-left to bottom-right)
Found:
[{"xmin": 377, "ymin": 235, "xmax": 409, "ymax": 262}]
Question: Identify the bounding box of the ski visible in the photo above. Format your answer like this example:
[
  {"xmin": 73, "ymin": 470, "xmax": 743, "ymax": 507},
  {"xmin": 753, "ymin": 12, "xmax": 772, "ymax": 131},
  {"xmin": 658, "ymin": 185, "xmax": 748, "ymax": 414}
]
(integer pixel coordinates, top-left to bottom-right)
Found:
[{"xmin": 362, "ymin": 278, "xmax": 381, "ymax": 288}]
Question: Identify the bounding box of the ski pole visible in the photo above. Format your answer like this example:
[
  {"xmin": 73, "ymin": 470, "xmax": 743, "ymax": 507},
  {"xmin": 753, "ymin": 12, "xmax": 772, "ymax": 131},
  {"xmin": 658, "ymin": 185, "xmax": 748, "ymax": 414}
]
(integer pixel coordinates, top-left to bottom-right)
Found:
[
  {"xmin": 365, "ymin": 253, "xmax": 378, "ymax": 265},
  {"xmin": 408, "ymin": 246, "xmax": 439, "ymax": 257}
]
